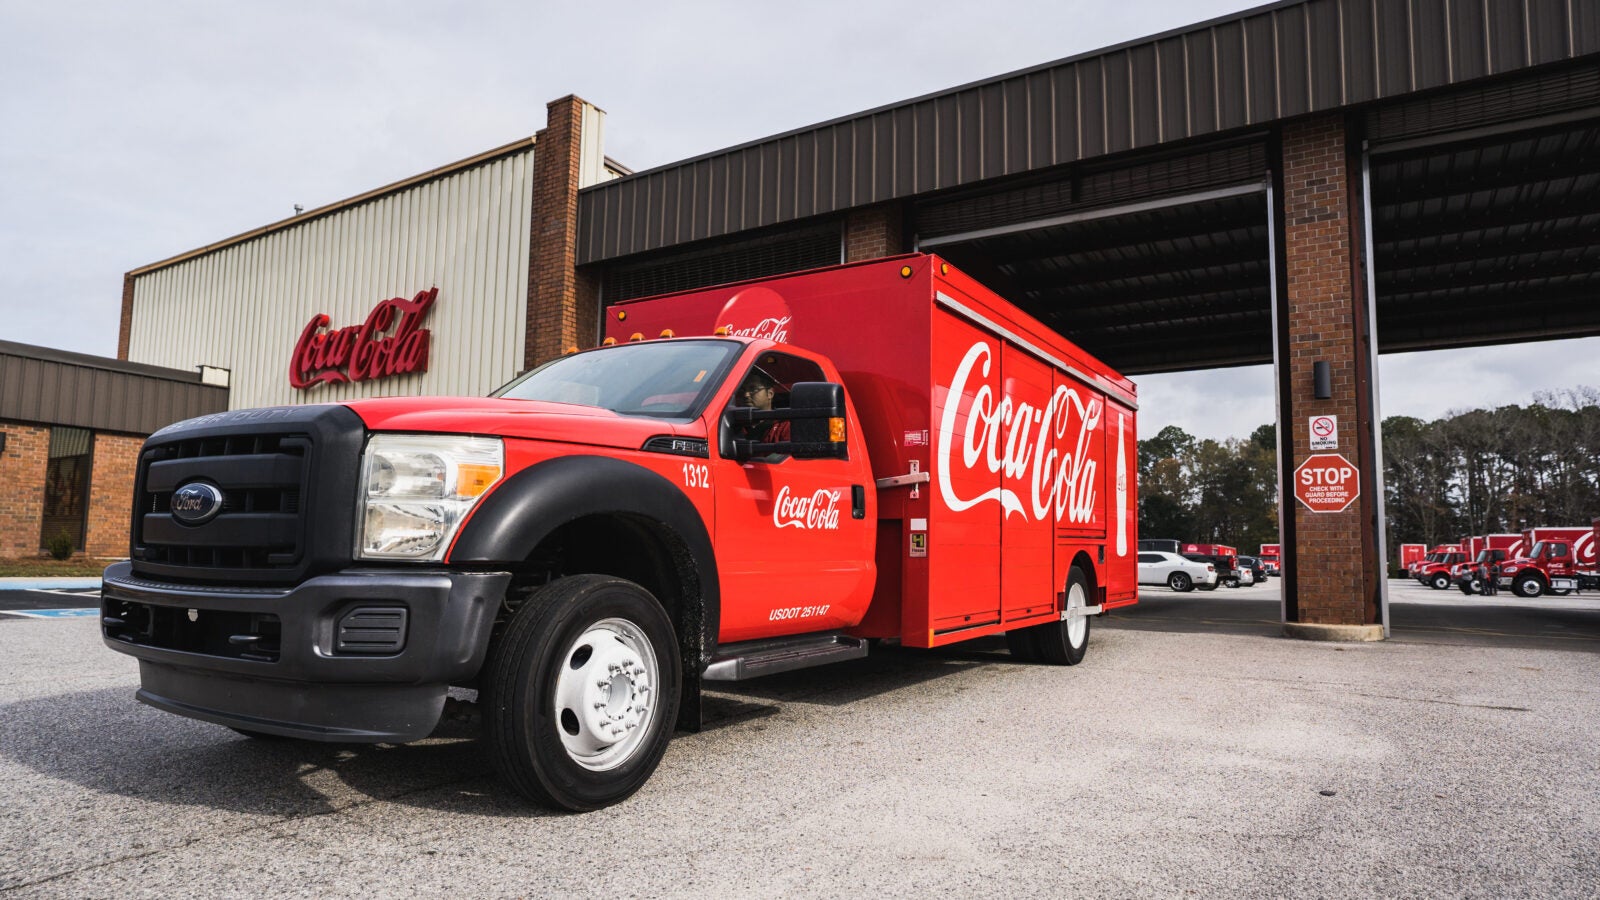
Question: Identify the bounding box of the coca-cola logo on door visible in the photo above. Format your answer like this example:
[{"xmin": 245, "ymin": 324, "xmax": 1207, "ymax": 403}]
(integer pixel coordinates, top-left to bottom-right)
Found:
[
  {"xmin": 714, "ymin": 286, "xmax": 792, "ymax": 343},
  {"xmin": 936, "ymin": 341, "xmax": 1103, "ymax": 524},
  {"xmin": 289, "ymin": 288, "xmax": 437, "ymax": 389}
]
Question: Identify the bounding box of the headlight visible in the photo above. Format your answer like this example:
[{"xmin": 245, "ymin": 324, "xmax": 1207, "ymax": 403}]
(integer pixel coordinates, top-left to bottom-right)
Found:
[{"xmin": 357, "ymin": 435, "xmax": 504, "ymax": 561}]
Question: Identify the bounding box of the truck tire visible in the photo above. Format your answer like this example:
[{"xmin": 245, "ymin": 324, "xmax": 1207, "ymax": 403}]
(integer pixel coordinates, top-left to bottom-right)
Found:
[
  {"xmin": 1428, "ymin": 573, "xmax": 1450, "ymax": 590},
  {"xmin": 1168, "ymin": 572, "xmax": 1193, "ymax": 592},
  {"xmin": 484, "ymin": 575, "xmax": 680, "ymax": 811},
  {"xmin": 1513, "ymin": 574, "xmax": 1544, "ymax": 599},
  {"xmin": 1004, "ymin": 629, "xmax": 1040, "ymax": 662},
  {"xmin": 1008, "ymin": 567, "xmax": 1091, "ymax": 666},
  {"xmin": 1550, "ymin": 588, "xmax": 1572, "ymax": 596},
  {"xmin": 1458, "ymin": 578, "xmax": 1481, "ymax": 596},
  {"xmin": 1196, "ymin": 581, "xmax": 1218, "ymax": 592},
  {"xmin": 1223, "ymin": 576, "xmax": 1240, "ymax": 588}
]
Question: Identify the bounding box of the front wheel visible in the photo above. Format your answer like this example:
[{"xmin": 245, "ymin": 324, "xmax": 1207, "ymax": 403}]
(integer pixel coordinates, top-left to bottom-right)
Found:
[
  {"xmin": 1429, "ymin": 573, "xmax": 1451, "ymax": 590},
  {"xmin": 1168, "ymin": 572, "xmax": 1193, "ymax": 592},
  {"xmin": 1513, "ymin": 574, "xmax": 1544, "ymax": 599},
  {"xmin": 484, "ymin": 575, "xmax": 681, "ymax": 811}
]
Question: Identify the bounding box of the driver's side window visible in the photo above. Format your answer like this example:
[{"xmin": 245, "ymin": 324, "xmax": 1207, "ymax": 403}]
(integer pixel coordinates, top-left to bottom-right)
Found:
[{"xmin": 724, "ymin": 351, "xmax": 826, "ymax": 459}]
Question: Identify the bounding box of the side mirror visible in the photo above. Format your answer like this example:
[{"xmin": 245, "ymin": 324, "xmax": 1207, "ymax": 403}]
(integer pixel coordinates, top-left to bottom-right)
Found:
[{"xmin": 724, "ymin": 381, "xmax": 849, "ymax": 462}]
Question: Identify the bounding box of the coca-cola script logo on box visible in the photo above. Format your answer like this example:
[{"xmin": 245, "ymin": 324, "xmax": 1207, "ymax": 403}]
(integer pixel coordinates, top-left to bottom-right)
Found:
[
  {"xmin": 936, "ymin": 341, "xmax": 1103, "ymax": 523},
  {"xmin": 290, "ymin": 288, "xmax": 437, "ymax": 389},
  {"xmin": 715, "ymin": 286, "xmax": 792, "ymax": 343},
  {"xmin": 773, "ymin": 486, "xmax": 843, "ymax": 530}
]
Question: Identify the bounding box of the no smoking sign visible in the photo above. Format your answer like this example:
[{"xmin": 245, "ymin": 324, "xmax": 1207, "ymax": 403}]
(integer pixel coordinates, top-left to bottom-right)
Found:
[{"xmin": 1309, "ymin": 415, "xmax": 1338, "ymax": 450}]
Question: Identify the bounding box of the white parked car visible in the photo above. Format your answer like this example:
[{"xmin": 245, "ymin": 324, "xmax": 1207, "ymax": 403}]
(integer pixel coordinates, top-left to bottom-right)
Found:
[{"xmin": 1137, "ymin": 551, "xmax": 1219, "ymax": 593}]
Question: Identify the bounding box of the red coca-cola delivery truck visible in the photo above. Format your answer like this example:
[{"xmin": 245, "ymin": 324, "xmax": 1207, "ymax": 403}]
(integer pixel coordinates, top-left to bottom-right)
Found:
[
  {"xmin": 1496, "ymin": 526, "xmax": 1599, "ymax": 597},
  {"xmin": 1398, "ymin": 543, "xmax": 1426, "ymax": 574},
  {"xmin": 100, "ymin": 254, "xmax": 1139, "ymax": 810},
  {"xmin": 1409, "ymin": 543, "xmax": 1463, "ymax": 582},
  {"xmin": 1259, "ymin": 543, "xmax": 1281, "ymax": 576}
]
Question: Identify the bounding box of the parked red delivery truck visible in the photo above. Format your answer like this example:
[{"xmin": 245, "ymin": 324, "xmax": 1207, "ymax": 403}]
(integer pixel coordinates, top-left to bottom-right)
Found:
[
  {"xmin": 99, "ymin": 254, "xmax": 1139, "ymax": 810},
  {"xmin": 1497, "ymin": 527, "xmax": 1599, "ymax": 597}
]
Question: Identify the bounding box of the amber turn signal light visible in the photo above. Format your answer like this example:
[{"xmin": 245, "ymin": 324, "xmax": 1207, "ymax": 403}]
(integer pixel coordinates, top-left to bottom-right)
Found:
[{"xmin": 828, "ymin": 417, "xmax": 846, "ymax": 443}]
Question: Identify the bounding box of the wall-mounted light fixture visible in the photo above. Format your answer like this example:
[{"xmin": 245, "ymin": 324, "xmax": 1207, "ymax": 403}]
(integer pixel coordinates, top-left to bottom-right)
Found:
[{"xmin": 1313, "ymin": 361, "xmax": 1332, "ymax": 400}]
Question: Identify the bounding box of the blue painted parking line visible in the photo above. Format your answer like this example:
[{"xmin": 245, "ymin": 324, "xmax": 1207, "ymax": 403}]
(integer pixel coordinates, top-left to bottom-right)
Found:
[
  {"xmin": 0, "ymin": 579, "xmax": 103, "ymax": 591},
  {"xmin": 1, "ymin": 608, "xmax": 100, "ymax": 619}
]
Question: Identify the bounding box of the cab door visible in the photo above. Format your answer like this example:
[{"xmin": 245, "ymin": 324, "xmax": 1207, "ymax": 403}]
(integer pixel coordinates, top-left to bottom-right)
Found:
[{"xmin": 710, "ymin": 348, "xmax": 876, "ymax": 643}]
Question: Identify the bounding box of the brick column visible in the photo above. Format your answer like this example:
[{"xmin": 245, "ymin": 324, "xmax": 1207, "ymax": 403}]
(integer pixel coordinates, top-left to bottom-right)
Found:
[
  {"xmin": 525, "ymin": 95, "xmax": 589, "ymax": 369},
  {"xmin": 0, "ymin": 423, "xmax": 49, "ymax": 558},
  {"xmin": 86, "ymin": 433, "xmax": 142, "ymax": 558},
  {"xmin": 1277, "ymin": 115, "xmax": 1383, "ymax": 637},
  {"xmin": 844, "ymin": 203, "xmax": 907, "ymax": 262}
]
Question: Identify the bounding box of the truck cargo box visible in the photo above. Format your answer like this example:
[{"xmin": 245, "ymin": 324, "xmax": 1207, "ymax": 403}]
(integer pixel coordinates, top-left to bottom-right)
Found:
[{"xmin": 605, "ymin": 255, "xmax": 1139, "ymax": 647}]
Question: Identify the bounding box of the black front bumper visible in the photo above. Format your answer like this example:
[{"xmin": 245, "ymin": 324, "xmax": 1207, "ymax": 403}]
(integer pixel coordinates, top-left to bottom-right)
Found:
[{"xmin": 101, "ymin": 561, "xmax": 511, "ymax": 742}]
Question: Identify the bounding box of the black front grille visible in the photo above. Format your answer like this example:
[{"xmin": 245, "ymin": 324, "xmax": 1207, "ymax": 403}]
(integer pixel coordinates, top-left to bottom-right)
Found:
[
  {"xmin": 128, "ymin": 405, "xmax": 366, "ymax": 585},
  {"xmin": 136, "ymin": 434, "xmax": 308, "ymax": 572}
]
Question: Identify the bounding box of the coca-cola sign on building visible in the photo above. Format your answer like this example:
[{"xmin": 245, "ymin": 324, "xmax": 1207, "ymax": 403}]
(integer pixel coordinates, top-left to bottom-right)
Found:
[{"xmin": 289, "ymin": 288, "xmax": 438, "ymax": 389}]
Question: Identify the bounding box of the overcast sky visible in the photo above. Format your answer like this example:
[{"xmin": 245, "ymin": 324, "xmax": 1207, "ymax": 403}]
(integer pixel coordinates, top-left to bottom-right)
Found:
[{"xmin": 3, "ymin": 0, "xmax": 1595, "ymax": 442}]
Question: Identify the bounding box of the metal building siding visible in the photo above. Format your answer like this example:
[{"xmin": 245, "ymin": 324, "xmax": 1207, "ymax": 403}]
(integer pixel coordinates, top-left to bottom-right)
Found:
[
  {"xmin": 576, "ymin": 0, "xmax": 1592, "ymax": 265},
  {"xmin": 0, "ymin": 346, "xmax": 226, "ymax": 435},
  {"xmin": 128, "ymin": 148, "xmax": 535, "ymax": 410}
]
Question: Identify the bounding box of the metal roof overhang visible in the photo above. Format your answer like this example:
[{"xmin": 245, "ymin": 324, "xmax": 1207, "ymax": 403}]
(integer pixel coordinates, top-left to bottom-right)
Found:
[{"xmin": 576, "ymin": 1, "xmax": 1599, "ymax": 375}]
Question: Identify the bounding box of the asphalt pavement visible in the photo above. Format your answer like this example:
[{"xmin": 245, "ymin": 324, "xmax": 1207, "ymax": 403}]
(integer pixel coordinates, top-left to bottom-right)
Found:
[{"xmin": 1, "ymin": 578, "xmax": 1596, "ymax": 898}]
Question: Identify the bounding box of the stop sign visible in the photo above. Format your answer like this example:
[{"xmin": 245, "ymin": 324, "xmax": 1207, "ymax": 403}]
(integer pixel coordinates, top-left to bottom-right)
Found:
[{"xmin": 1293, "ymin": 453, "xmax": 1360, "ymax": 513}]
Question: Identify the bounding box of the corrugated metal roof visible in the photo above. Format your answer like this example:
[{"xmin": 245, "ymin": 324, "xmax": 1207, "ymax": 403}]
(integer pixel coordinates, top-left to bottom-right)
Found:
[
  {"xmin": 0, "ymin": 341, "xmax": 228, "ymax": 435},
  {"xmin": 577, "ymin": 0, "xmax": 1600, "ymax": 265}
]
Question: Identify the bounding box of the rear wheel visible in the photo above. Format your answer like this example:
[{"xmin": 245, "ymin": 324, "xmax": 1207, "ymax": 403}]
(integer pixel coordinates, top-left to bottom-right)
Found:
[
  {"xmin": 484, "ymin": 575, "xmax": 680, "ymax": 811},
  {"xmin": 1196, "ymin": 581, "xmax": 1218, "ymax": 592},
  {"xmin": 1167, "ymin": 572, "xmax": 1193, "ymax": 592},
  {"xmin": 1007, "ymin": 567, "xmax": 1092, "ymax": 666},
  {"xmin": 1513, "ymin": 574, "xmax": 1544, "ymax": 599}
]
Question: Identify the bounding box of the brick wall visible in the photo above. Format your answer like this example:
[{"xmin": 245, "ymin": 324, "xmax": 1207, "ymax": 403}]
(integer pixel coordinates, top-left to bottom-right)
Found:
[
  {"xmin": 86, "ymin": 433, "xmax": 141, "ymax": 558},
  {"xmin": 845, "ymin": 204, "xmax": 907, "ymax": 262},
  {"xmin": 0, "ymin": 423, "xmax": 48, "ymax": 557},
  {"xmin": 525, "ymin": 95, "xmax": 587, "ymax": 369},
  {"xmin": 1280, "ymin": 115, "xmax": 1379, "ymax": 626}
]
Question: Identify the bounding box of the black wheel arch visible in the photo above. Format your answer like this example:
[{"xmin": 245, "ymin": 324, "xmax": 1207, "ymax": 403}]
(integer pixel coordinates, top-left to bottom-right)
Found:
[{"xmin": 450, "ymin": 456, "xmax": 721, "ymax": 682}]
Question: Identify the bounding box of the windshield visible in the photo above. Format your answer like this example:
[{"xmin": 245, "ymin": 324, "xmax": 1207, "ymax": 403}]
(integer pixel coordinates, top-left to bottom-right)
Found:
[{"xmin": 493, "ymin": 340, "xmax": 742, "ymax": 418}]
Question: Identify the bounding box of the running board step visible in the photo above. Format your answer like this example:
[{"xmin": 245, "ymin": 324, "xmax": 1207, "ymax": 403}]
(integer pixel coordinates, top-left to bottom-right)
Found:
[{"xmin": 703, "ymin": 633, "xmax": 867, "ymax": 682}]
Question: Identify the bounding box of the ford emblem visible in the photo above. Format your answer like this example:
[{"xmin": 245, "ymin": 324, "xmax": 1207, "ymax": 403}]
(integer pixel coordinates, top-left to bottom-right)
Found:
[{"xmin": 171, "ymin": 482, "xmax": 224, "ymax": 525}]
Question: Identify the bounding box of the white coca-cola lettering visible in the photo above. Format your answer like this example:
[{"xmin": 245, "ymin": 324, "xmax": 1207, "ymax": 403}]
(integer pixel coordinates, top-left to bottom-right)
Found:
[
  {"xmin": 723, "ymin": 316, "xmax": 792, "ymax": 343},
  {"xmin": 773, "ymin": 486, "xmax": 843, "ymax": 530},
  {"xmin": 936, "ymin": 341, "xmax": 1102, "ymax": 523}
]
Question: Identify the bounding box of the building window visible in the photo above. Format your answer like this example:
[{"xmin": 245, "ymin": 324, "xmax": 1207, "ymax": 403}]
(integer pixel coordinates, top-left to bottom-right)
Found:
[{"xmin": 40, "ymin": 427, "xmax": 92, "ymax": 552}]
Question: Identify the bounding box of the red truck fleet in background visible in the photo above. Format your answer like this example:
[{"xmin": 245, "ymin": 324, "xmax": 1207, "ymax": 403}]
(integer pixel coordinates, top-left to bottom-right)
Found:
[{"xmin": 100, "ymin": 254, "xmax": 1139, "ymax": 810}]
